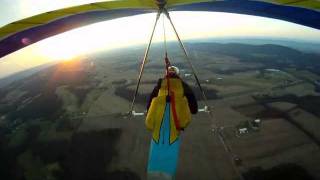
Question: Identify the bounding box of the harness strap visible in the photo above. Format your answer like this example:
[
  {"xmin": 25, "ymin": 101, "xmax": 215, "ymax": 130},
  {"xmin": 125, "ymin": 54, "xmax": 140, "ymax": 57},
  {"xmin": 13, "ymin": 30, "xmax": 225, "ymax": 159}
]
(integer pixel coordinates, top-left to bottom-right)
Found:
[
  {"xmin": 164, "ymin": 56, "xmax": 181, "ymax": 131},
  {"xmin": 170, "ymin": 91, "xmax": 181, "ymax": 130},
  {"xmin": 165, "ymin": 56, "xmax": 171, "ymax": 102}
]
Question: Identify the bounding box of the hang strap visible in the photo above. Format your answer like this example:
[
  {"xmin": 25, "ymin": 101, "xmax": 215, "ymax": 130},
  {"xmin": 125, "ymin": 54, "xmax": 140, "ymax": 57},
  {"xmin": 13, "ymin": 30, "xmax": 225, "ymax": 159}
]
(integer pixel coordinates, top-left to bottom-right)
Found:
[
  {"xmin": 164, "ymin": 56, "xmax": 181, "ymax": 131},
  {"xmin": 170, "ymin": 91, "xmax": 181, "ymax": 131}
]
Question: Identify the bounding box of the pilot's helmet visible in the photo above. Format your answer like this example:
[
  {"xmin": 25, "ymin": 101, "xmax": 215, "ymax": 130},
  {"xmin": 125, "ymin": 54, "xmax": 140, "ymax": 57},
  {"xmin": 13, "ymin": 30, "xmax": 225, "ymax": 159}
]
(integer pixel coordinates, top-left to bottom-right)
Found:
[{"xmin": 168, "ymin": 66, "xmax": 179, "ymax": 75}]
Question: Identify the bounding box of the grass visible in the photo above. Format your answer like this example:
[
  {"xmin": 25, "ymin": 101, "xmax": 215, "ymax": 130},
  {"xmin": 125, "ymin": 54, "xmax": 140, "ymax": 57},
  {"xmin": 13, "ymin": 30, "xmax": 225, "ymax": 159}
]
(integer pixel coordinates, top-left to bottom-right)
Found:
[{"xmin": 56, "ymin": 86, "xmax": 79, "ymax": 114}]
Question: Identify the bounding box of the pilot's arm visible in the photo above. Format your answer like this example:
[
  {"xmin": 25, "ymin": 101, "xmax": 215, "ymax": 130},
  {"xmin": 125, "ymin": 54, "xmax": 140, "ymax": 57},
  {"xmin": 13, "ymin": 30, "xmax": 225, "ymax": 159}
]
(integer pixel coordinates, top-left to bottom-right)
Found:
[
  {"xmin": 146, "ymin": 79, "xmax": 162, "ymax": 111},
  {"xmin": 182, "ymin": 81, "xmax": 198, "ymax": 114}
]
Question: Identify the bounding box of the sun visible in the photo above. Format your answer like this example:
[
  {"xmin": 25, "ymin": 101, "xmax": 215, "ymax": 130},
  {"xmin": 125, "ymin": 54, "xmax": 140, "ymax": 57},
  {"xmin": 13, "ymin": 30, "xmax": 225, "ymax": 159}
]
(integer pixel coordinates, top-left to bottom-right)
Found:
[
  {"xmin": 31, "ymin": 12, "xmax": 320, "ymax": 63},
  {"xmin": 39, "ymin": 45, "xmax": 78, "ymax": 61},
  {"xmin": 34, "ymin": 31, "xmax": 85, "ymax": 61},
  {"xmin": 32, "ymin": 13, "xmax": 163, "ymax": 61}
]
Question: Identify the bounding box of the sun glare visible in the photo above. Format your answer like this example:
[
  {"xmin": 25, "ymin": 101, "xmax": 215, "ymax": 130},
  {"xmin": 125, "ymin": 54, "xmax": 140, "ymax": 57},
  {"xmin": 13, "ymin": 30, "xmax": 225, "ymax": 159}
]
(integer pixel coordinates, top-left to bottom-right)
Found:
[
  {"xmin": 33, "ymin": 13, "xmax": 157, "ymax": 61},
  {"xmin": 37, "ymin": 41, "xmax": 78, "ymax": 61},
  {"xmin": 34, "ymin": 27, "xmax": 105, "ymax": 61},
  {"xmin": 31, "ymin": 11, "xmax": 320, "ymax": 62},
  {"xmin": 1, "ymin": 11, "xmax": 319, "ymax": 79}
]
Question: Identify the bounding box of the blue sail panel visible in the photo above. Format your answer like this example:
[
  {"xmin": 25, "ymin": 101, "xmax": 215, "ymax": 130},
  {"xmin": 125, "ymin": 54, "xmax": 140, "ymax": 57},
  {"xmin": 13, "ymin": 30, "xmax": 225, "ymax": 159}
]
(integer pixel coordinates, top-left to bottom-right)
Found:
[{"xmin": 147, "ymin": 103, "xmax": 181, "ymax": 177}]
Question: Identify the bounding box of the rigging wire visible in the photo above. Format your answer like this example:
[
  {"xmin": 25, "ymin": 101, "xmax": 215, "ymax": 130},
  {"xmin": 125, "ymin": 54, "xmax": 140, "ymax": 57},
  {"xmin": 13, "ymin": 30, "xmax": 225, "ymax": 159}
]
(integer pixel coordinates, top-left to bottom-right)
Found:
[
  {"xmin": 128, "ymin": 6, "xmax": 244, "ymax": 180},
  {"xmin": 129, "ymin": 10, "xmax": 161, "ymax": 120},
  {"xmin": 163, "ymin": 9, "xmax": 245, "ymax": 180},
  {"xmin": 162, "ymin": 14, "xmax": 168, "ymax": 58}
]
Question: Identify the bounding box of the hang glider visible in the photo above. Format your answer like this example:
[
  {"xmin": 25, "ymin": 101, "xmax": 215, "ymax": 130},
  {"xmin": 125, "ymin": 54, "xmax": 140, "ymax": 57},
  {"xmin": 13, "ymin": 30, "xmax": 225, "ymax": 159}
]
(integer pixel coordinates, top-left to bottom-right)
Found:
[{"xmin": 0, "ymin": 0, "xmax": 319, "ymax": 59}]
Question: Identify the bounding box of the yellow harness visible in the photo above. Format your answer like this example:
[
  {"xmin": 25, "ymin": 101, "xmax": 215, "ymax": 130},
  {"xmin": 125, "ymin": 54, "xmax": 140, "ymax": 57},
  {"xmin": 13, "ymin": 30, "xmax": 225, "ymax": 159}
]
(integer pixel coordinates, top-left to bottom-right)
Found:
[{"xmin": 146, "ymin": 78, "xmax": 191, "ymax": 144}]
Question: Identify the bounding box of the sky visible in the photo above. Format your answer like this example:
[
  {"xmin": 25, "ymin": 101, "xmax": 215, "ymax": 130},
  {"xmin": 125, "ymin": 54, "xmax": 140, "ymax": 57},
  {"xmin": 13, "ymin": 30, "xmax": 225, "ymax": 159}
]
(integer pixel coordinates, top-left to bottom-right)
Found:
[{"xmin": 0, "ymin": 0, "xmax": 320, "ymax": 78}]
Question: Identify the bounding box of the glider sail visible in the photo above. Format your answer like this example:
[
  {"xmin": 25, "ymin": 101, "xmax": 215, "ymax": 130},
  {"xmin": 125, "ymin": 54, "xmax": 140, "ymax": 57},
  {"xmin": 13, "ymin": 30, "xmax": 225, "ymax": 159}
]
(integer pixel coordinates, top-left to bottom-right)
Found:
[
  {"xmin": 147, "ymin": 102, "xmax": 181, "ymax": 179},
  {"xmin": 0, "ymin": 0, "xmax": 319, "ymax": 58}
]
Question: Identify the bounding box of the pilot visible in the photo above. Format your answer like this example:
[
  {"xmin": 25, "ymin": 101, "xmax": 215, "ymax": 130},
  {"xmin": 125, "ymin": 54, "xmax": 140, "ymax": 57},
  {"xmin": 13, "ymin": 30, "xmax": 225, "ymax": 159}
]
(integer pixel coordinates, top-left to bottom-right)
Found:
[{"xmin": 145, "ymin": 65, "xmax": 198, "ymax": 144}]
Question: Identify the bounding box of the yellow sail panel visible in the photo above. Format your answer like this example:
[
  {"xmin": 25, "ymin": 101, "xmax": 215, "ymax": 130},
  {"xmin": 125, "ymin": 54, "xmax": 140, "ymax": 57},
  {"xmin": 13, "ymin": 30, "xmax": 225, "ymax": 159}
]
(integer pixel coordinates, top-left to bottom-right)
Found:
[{"xmin": 0, "ymin": 0, "xmax": 157, "ymax": 40}]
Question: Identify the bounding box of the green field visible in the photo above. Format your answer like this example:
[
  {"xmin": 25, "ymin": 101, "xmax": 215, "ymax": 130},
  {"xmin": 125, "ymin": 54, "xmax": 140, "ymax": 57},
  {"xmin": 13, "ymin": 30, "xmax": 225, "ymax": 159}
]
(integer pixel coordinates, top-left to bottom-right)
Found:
[{"xmin": 0, "ymin": 42, "xmax": 320, "ymax": 180}]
